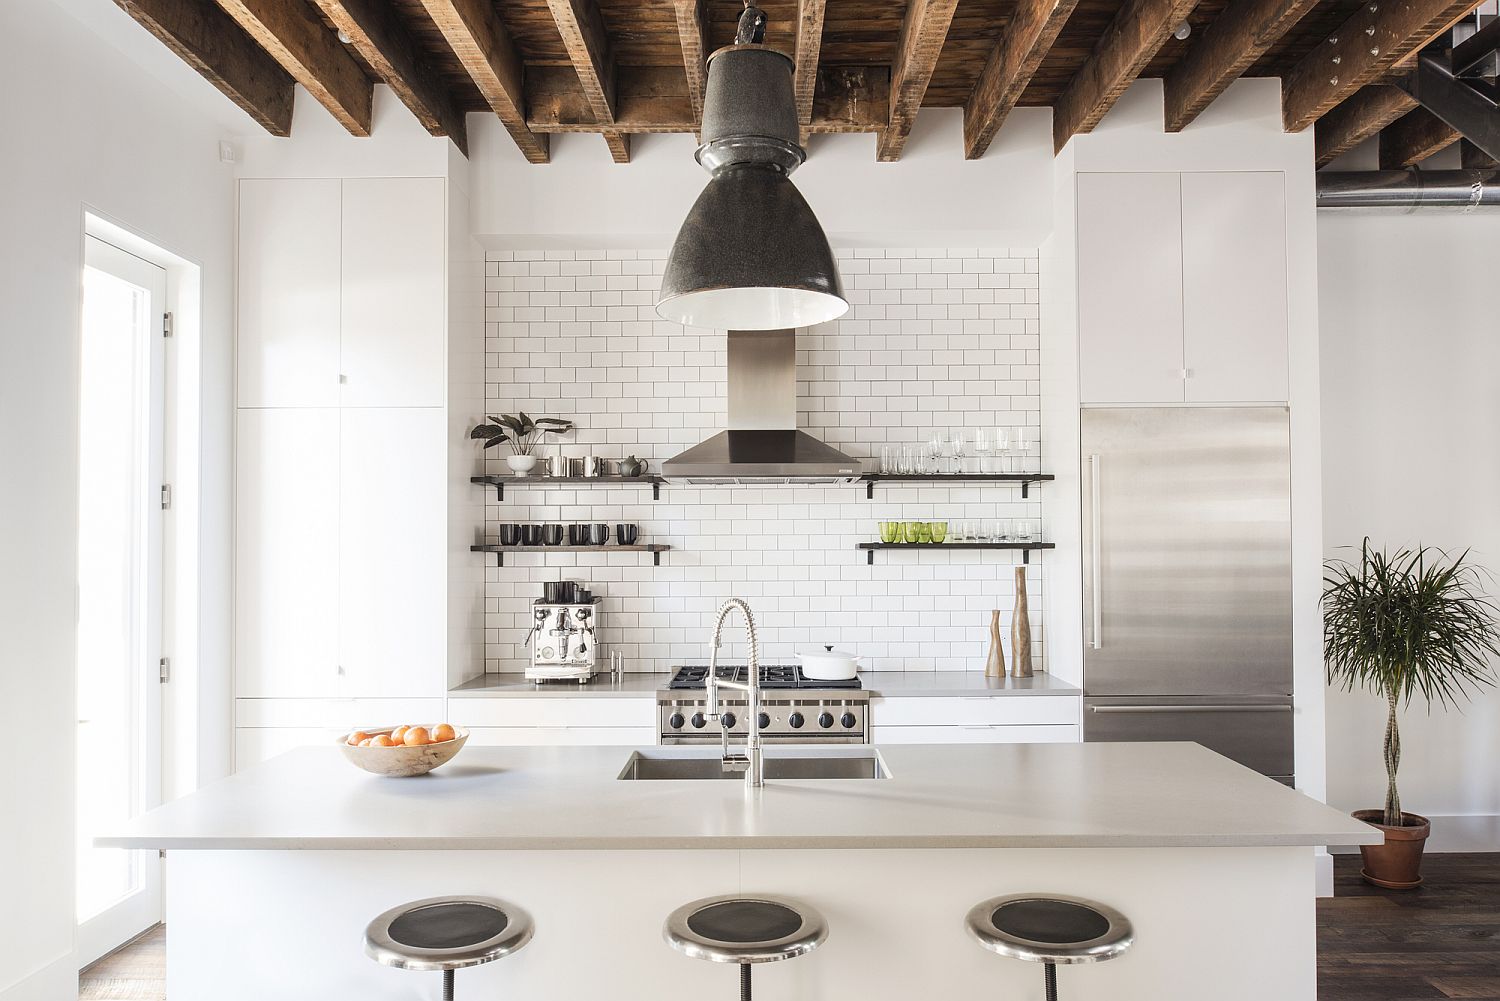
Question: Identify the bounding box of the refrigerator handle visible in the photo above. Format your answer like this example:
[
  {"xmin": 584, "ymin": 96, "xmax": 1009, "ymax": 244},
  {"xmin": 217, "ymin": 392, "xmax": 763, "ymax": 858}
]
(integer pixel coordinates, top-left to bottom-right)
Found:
[{"xmin": 1088, "ymin": 452, "xmax": 1102, "ymax": 649}]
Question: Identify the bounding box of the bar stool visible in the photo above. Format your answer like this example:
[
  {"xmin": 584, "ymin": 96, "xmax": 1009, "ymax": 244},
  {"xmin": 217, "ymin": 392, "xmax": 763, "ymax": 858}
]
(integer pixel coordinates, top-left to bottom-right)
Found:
[
  {"xmin": 965, "ymin": 893, "xmax": 1133, "ymax": 1001},
  {"xmin": 664, "ymin": 894, "xmax": 827, "ymax": 1000},
  {"xmin": 365, "ymin": 895, "xmax": 533, "ymax": 1000}
]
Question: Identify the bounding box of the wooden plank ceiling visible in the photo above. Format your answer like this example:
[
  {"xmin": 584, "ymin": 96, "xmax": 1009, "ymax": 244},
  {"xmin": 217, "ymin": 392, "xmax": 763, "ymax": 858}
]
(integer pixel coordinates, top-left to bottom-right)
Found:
[{"xmin": 115, "ymin": 0, "xmax": 1487, "ymax": 165}]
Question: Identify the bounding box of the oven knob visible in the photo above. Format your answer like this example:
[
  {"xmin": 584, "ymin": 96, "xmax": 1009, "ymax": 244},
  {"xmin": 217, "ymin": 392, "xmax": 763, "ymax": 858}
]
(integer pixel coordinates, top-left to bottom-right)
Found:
[
  {"xmin": 668, "ymin": 712, "xmax": 685, "ymax": 730},
  {"xmin": 721, "ymin": 712, "xmax": 737, "ymax": 729},
  {"xmin": 758, "ymin": 712, "xmax": 771, "ymax": 730},
  {"xmin": 690, "ymin": 712, "xmax": 707, "ymax": 729},
  {"xmin": 788, "ymin": 712, "xmax": 805, "ymax": 729},
  {"xmin": 841, "ymin": 712, "xmax": 857, "ymax": 729},
  {"xmin": 817, "ymin": 712, "xmax": 834, "ymax": 729}
]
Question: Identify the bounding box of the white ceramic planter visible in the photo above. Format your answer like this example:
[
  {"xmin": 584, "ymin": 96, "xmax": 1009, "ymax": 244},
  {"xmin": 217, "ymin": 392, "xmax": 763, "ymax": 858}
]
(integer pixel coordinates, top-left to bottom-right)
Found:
[{"xmin": 506, "ymin": 454, "xmax": 538, "ymax": 477}]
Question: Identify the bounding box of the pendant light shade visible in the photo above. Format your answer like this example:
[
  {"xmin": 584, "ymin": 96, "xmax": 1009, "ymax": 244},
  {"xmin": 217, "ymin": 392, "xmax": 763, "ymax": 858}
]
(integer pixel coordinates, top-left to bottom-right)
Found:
[
  {"xmin": 657, "ymin": 8, "xmax": 847, "ymax": 330},
  {"xmin": 658, "ymin": 164, "xmax": 846, "ymax": 329}
]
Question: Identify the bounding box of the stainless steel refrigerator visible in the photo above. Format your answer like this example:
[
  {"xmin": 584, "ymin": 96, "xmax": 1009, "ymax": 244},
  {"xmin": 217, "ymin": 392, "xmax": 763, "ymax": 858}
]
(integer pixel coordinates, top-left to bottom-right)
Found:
[{"xmin": 1081, "ymin": 407, "xmax": 1295, "ymax": 782}]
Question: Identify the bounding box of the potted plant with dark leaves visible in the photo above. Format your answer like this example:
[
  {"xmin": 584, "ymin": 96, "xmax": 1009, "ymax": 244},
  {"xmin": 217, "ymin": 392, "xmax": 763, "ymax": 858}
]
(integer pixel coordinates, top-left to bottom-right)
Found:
[
  {"xmin": 1322, "ymin": 541, "xmax": 1499, "ymax": 888},
  {"xmin": 470, "ymin": 413, "xmax": 574, "ymax": 477}
]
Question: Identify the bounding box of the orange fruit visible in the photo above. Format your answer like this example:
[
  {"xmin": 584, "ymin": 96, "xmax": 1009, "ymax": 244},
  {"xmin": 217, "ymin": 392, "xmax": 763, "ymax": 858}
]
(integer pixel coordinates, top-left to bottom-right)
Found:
[
  {"xmin": 403, "ymin": 726, "xmax": 431, "ymax": 746},
  {"xmin": 391, "ymin": 725, "xmax": 409, "ymax": 743},
  {"xmin": 348, "ymin": 730, "xmax": 371, "ymax": 746},
  {"xmin": 359, "ymin": 738, "xmax": 374, "ymax": 747},
  {"xmin": 432, "ymin": 723, "xmax": 456, "ymax": 743},
  {"xmin": 370, "ymin": 734, "xmax": 397, "ymax": 747}
]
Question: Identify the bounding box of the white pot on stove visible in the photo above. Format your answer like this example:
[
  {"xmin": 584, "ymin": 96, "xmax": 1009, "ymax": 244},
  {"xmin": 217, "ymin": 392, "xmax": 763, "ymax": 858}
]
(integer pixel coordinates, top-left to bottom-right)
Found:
[{"xmin": 797, "ymin": 647, "xmax": 861, "ymax": 681}]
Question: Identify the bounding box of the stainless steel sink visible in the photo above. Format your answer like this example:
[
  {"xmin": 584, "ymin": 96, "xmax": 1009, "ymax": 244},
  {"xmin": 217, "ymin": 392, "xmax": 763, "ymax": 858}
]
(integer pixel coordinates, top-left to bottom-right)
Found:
[{"xmin": 618, "ymin": 749, "xmax": 889, "ymax": 781}]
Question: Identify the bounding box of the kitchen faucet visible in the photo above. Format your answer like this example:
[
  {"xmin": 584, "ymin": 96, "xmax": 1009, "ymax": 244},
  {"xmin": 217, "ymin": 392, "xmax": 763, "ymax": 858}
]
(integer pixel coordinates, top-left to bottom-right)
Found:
[{"xmin": 705, "ymin": 598, "xmax": 763, "ymax": 788}]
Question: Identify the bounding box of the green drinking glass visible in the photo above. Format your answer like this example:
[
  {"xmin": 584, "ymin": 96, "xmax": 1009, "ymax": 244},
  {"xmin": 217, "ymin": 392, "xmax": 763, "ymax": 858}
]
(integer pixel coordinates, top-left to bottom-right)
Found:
[
  {"xmin": 917, "ymin": 523, "xmax": 933, "ymax": 544},
  {"xmin": 903, "ymin": 521, "xmax": 924, "ymax": 544},
  {"xmin": 929, "ymin": 521, "xmax": 948, "ymax": 543},
  {"xmin": 878, "ymin": 521, "xmax": 900, "ymax": 544}
]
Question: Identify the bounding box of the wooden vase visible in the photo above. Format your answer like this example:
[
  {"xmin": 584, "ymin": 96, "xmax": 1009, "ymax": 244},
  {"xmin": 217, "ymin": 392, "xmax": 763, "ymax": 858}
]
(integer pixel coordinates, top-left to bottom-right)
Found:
[
  {"xmin": 1010, "ymin": 566, "xmax": 1034, "ymax": 678},
  {"xmin": 984, "ymin": 609, "xmax": 1005, "ymax": 677}
]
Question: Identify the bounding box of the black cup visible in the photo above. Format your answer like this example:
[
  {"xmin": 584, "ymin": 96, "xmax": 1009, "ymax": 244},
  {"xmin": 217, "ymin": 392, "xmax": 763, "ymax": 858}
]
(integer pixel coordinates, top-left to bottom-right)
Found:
[
  {"xmin": 543, "ymin": 580, "xmax": 575, "ymax": 604},
  {"xmin": 521, "ymin": 524, "xmax": 543, "ymax": 546},
  {"xmin": 498, "ymin": 523, "xmax": 523, "ymax": 546},
  {"xmin": 568, "ymin": 524, "xmax": 589, "ymax": 546},
  {"xmin": 615, "ymin": 524, "xmax": 640, "ymax": 545},
  {"xmin": 540, "ymin": 524, "xmax": 564, "ymax": 546},
  {"xmin": 588, "ymin": 523, "xmax": 610, "ymax": 546},
  {"xmin": 575, "ymin": 588, "xmax": 593, "ymax": 603}
]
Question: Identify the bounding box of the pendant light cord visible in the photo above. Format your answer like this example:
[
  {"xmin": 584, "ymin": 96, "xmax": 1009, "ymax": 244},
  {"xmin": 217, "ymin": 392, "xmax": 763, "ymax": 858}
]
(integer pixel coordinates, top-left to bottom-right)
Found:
[{"xmin": 735, "ymin": 1, "xmax": 767, "ymax": 44}]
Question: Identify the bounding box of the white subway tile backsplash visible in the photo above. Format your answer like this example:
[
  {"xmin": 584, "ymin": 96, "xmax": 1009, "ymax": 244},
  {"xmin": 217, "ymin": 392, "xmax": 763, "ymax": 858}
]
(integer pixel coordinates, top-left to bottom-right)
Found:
[{"xmin": 481, "ymin": 249, "xmax": 1044, "ymax": 675}]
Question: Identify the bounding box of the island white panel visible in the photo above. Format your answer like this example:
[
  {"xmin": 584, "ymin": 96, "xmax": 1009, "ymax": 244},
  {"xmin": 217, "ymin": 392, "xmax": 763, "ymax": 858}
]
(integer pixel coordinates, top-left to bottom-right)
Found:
[
  {"xmin": 166, "ymin": 846, "xmax": 1315, "ymax": 1001},
  {"xmin": 870, "ymin": 724, "xmax": 1078, "ymax": 744},
  {"xmin": 873, "ymin": 695, "xmax": 1080, "ymax": 726}
]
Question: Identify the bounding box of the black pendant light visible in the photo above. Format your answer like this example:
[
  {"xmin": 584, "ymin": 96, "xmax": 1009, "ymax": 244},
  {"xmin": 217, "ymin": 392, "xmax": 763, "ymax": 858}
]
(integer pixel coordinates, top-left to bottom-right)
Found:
[{"xmin": 656, "ymin": 3, "xmax": 848, "ymax": 330}]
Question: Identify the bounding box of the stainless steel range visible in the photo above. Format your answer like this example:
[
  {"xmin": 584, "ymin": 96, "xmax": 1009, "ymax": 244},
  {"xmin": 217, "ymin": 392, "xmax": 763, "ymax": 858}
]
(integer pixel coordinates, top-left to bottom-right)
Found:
[{"xmin": 658, "ymin": 665, "xmax": 868, "ymax": 744}]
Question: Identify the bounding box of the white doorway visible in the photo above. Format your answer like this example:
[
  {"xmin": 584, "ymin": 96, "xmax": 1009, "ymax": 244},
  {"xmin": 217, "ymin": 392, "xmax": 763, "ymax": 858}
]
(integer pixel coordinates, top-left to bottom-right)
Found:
[{"xmin": 75, "ymin": 235, "xmax": 167, "ymax": 966}]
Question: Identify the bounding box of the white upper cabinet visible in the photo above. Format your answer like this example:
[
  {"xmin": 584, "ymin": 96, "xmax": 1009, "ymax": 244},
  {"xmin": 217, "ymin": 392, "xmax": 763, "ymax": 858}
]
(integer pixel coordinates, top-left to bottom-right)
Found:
[
  {"xmin": 1077, "ymin": 171, "xmax": 1290, "ymax": 405},
  {"xmin": 1181, "ymin": 172, "xmax": 1289, "ymax": 403},
  {"xmin": 1077, "ymin": 173, "xmax": 1186, "ymax": 404},
  {"xmin": 337, "ymin": 408, "xmax": 447, "ymax": 696},
  {"xmin": 339, "ymin": 178, "xmax": 446, "ymax": 408},
  {"xmin": 235, "ymin": 408, "xmax": 340, "ymax": 697},
  {"xmin": 237, "ymin": 180, "xmax": 341, "ymax": 408}
]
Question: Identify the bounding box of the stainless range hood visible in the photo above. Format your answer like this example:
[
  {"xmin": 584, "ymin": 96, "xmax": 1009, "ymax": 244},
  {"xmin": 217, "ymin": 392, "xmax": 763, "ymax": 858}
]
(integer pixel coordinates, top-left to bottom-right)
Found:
[{"xmin": 662, "ymin": 329, "xmax": 864, "ymax": 484}]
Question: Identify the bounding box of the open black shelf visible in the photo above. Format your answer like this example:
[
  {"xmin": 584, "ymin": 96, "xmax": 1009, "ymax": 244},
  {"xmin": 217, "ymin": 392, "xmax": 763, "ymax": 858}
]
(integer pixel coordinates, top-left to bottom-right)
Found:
[
  {"xmin": 471, "ymin": 543, "xmax": 671, "ymax": 567},
  {"xmin": 856, "ymin": 541, "xmax": 1055, "ymax": 565},
  {"xmin": 859, "ymin": 473, "xmax": 1055, "ymax": 499},
  {"xmin": 471, "ymin": 474, "xmax": 666, "ymax": 501}
]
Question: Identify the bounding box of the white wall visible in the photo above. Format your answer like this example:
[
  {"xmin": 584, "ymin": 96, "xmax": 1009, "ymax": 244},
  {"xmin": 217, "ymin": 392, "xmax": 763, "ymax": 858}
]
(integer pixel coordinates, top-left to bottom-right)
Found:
[
  {"xmin": 469, "ymin": 107, "xmax": 1056, "ymax": 248},
  {"xmin": 1319, "ymin": 209, "xmax": 1500, "ymax": 847},
  {"xmin": 0, "ymin": 2, "xmax": 240, "ymax": 996},
  {"xmin": 479, "ymin": 247, "xmax": 1046, "ymax": 675}
]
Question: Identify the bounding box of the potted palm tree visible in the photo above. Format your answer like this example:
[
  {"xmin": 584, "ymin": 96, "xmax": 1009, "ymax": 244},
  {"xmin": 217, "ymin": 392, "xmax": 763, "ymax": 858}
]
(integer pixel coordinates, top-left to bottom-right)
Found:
[
  {"xmin": 469, "ymin": 413, "xmax": 574, "ymax": 476},
  {"xmin": 1322, "ymin": 541, "xmax": 1499, "ymax": 889}
]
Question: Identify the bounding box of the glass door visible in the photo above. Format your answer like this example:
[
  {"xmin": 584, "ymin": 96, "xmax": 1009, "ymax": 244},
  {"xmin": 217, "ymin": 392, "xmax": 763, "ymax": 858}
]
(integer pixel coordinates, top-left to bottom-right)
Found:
[{"xmin": 75, "ymin": 235, "xmax": 167, "ymax": 966}]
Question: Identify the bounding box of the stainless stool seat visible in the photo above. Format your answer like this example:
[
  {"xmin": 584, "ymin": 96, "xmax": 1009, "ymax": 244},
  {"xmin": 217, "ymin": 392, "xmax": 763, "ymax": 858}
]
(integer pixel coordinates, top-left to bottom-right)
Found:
[
  {"xmin": 365, "ymin": 895, "xmax": 533, "ymax": 1000},
  {"xmin": 665, "ymin": 894, "xmax": 826, "ymax": 1000},
  {"xmin": 966, "ymin": 893, "xmax": 1132, "ymax": 1001}
]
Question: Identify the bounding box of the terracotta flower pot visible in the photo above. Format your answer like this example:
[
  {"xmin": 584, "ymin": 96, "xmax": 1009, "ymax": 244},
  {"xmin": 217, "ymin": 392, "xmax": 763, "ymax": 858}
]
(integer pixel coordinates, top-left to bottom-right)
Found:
[{"xmin": 1352, "ymin": 810, "xmax": 1430, "ymax": 889}]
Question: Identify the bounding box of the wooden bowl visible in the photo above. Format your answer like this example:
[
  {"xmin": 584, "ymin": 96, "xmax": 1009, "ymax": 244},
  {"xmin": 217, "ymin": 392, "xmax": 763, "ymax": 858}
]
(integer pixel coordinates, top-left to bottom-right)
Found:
[{"xmin": 337, "ymin": 726, "xmax": 469, "ymax": 777}]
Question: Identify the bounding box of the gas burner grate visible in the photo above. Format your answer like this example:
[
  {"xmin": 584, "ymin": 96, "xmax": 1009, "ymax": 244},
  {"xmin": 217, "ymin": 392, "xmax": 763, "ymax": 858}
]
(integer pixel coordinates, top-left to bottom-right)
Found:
[{"xmin": 667, "ymin": 664, "xmax": 861, "ymax": 691}]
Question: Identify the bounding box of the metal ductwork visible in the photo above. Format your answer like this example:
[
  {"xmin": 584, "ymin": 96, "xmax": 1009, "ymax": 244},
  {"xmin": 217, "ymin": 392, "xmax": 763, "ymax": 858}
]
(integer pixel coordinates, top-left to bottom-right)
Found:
[{"xmin": 1316, "ymin": 168, "xmax": 1500, "ymax": 210}]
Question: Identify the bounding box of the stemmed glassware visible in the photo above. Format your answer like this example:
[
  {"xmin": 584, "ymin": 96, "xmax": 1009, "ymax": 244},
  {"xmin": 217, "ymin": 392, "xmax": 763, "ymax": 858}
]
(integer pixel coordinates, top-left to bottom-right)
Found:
[
  {"xmin": 1012, "ymin": 426, "xmax": 1038, "ymax": 474},
  {"xmin": 973, "ymin": 428, "xmax": 993, "ymax": 473}
]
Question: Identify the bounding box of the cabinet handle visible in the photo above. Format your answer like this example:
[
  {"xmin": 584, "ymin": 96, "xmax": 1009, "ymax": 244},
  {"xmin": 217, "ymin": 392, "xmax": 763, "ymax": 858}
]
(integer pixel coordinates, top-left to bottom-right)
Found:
[{"xmin": 1089, "ymin": 704, "xmax": 1292, "ymax": 714}]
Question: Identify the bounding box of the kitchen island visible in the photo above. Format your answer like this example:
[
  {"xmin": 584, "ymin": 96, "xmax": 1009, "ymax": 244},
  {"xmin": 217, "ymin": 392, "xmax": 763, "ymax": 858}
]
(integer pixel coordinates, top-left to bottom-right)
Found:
[{"xmin": 104, "ymin": 742, "xmax": 1375, "ymax": 1000}]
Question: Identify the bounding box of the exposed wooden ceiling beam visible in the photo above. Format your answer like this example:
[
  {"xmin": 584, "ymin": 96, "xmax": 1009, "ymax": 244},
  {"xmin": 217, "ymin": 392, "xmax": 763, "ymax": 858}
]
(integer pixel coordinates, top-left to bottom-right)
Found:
[
  {"xmin": 526, "ymin": 65, "xmax": 886, "ymax": 136},
  {"xmin": 877, "ymin": 0, "xmax": 962, "ymax": 161},
  {"xmin": 963, "ymin": 0, "xmax": 1082, "ymax": 158},
  {"xmin": 794, "ymin": 0, "xmax": 829, "ymax": 129},
  {"xmin": 420, "ymin": 0, "xmax": 548, "ymax": 163},
  {"xmin": 546, "ymin": 0, "xmax": 627, "ymax": 162},
  {"xmin": 1281, "ymin": 0, "xmax": 1483, "ymax": 132},
  {"xmin": 671, "ymin": 0, "xmax": 709, "ymax": 127},
  {"xmin": 312, "ymin": 0, "xmax": 469, "ymax": 156},
  {"xmin": 114, "ymin": 0, "xmax": 295, "ymax": 136},
  {"xmin": 1052, "ymin": 0, "xmax": 1202, "ymax": 152},
  {"xmin": 214, "ymin": 0, "xmax": 371, "ymax": 136},
  {"xmin": 1462, "ymin": 138, "xmax": 1499, "ymax": 169},
  {"xmin": 1379, "ymin": 106, "xmax": 1460, "ymax": 167},
  {"xmin": 1163, "ymin": 0, "xmax": 1321, "ymax": 132},
  {"xmin": 1314, "ymin": 84, "xmax": 1416, "ymax": 166}
]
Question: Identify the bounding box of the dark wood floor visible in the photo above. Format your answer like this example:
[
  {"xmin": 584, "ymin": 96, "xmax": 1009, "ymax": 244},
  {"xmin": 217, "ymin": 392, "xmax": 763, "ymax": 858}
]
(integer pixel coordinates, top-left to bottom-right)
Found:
[
  {"xmin": 1319, "ymin": 854, "xmax": 1500, "ymax": 1000},
  {"xmin": 80, "ymin": 856, "xmax": 1499, "ymax": 999}
]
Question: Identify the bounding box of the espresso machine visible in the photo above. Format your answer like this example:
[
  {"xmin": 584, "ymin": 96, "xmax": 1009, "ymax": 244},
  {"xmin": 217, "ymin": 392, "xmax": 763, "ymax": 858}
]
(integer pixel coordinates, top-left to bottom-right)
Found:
[{"xmin": 527, "ymin": 592, "xmax": 602, "ymax": 683}]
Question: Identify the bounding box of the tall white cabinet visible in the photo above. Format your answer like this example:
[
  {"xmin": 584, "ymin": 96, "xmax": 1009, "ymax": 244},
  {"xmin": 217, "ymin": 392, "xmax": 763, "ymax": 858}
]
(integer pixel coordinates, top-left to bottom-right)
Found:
[
  {"xmin": 235, "ymin": 177, "xmax": 465, "ymax": 766},
  {"xmin": 1077, "ymin": 171, "xmax": 1289, "ymax": 405}
]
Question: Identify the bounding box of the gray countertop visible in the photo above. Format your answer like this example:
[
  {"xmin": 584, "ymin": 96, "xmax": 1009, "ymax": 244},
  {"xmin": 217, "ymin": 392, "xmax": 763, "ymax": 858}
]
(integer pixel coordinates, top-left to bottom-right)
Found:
[
  {"xmin": 101, "ymin": 742, "xmax": 1377, "ymax": 851},
  {"xmin": 450, "ymin": 672, "xmax": 1080, "ymax": 698}
]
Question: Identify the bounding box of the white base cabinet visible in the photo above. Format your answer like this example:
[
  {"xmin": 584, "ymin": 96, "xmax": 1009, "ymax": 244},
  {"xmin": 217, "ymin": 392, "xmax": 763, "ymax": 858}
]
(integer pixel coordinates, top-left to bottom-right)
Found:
[{"xmin": 869, "ymin": 694, "xmax": 1081, "ymax": 744}]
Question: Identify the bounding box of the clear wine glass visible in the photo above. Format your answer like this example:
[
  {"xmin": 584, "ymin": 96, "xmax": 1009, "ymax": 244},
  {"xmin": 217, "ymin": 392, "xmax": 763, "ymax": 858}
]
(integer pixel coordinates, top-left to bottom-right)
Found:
[
  {"xmin": 947, "ymin": 428, "xmax": 967, "ymax": 474},
  {"xmin": 994, "ymin": 426, "xmax": 1013, "ymax": 473},
  {"xmin": 1013, "ymin": 425, "xmax": 1038, "ymax": 474},
  {"xmin": 973, "ymin": 427, "xmax": 993, "ymax": 474}
]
